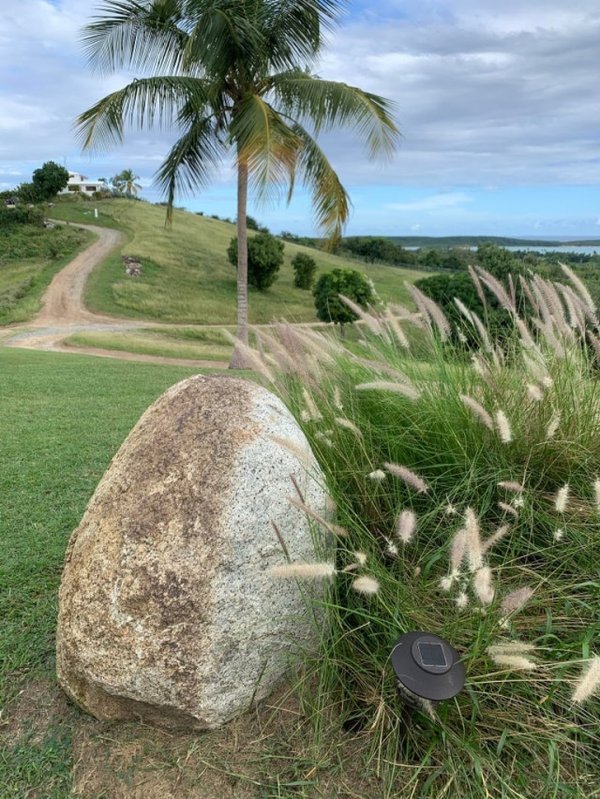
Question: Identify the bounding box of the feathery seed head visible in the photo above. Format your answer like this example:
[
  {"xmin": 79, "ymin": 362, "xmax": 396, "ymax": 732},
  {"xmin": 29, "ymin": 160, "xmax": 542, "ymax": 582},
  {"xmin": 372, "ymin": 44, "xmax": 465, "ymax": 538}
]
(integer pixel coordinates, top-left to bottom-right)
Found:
[
  {"xmin": 553, "ymin": 528, "xmax": 564, "ymax": 542},
  {"xmin": 594, "ymin": 479, "xmax": 600, "ymax": 515},
  {"xmin": 334, "ymin": 417, "xmax": 363, "ymax": 438},
  {"xmin": 571, "ymin": 656, "xmax": 600, "ymax": 704},
  {"xmin": 354, "ymin": 551, "xmax": 367, "ymax": 566},
  {"xmin": 302, "ymin": 388, "xmax": 322, "ymax": 422},
  {"xmin": 352, "ymin": 575, "xmax": 380, "ymax": 596},
  {"xmin": 501, "ymin": 586, "xmax": 534, "ymax": 616},
  {"xmin": 396, "ymin": 509, "xmax": 417, "ymax": 543},
  {"xmin": 498, "ymin": 481, "xmax": 525, "ymax": 493},
  {"xmin": 465, "ymin": 508, "xmax": 483, "ymax": 572},
  {"xmin": 482, "ymin": 524, "xmax": 511, "ymax": 553},
  {"xmin": 333, "ymin": 385, "xmax": 343, "ymax": 411},
  {"xmin": 546, "ymin": 413, "xmax": 560, "ymax": 440},
  {"xmin": 495, "ymin": 410, "xmax": 512, "ymax": 444},
  {"xmin": 368, "ymin": 469, "xmax": 386, "ymax": 481},
  {"xmin": 488, "ymin": 641, "xmax": 536, "ymax": 656},
  {"xmin": 527, "ymin": 384, "xmax": 544, "ymax": 402},
  {"xmin": 554, "ymin": 484, "xmax": 570, "ymax": 514},
  {"xmin": 455, "ymin": 591, "xmax": 469, "ymax": 609},
  {"xmin": 499, "ymin": 502, "xmax": 519, "ymax": 518},
  {"xmin": 460, "ymin": 394, "xmax": 494, "ymax": 430},
  {"xmin": 450, "ymin": 529, "xmax": 467, "ymax": 573},
  {"xmin": 473, "ymin": 566, "xmax": 495, "ymax": 605},
  {"xmin": 384, "ymin": 463, "xmax": 429, "ymax": 494},
  {"xmin": 386, "ymin": 539, "xmax": 399, "ymax": 557},
  {"xmin": 489, "ymin": 654, "xmax": 538, "ymax": 671},
  {"xmin": 270, "ymin": 562, "xmax": 336, "ymax": 579}
]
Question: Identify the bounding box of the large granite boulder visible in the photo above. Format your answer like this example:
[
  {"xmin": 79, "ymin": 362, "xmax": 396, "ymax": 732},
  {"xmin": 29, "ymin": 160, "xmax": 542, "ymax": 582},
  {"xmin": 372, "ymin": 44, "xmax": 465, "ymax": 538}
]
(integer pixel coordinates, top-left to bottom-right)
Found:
[{"xmin": 56, "ymin": 375, "xmax": 329, "ymax": 730}]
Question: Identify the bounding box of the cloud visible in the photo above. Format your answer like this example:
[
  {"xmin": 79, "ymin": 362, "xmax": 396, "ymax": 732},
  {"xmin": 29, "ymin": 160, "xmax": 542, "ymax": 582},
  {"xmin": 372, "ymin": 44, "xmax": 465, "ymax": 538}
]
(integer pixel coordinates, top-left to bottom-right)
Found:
[
  {"xmin": 0, "ymin": 0, "xmax": 598, "ymax": 234},
  {"xmin": 386, "ymin": 191, "xmax": 473, "ymax": 212}
]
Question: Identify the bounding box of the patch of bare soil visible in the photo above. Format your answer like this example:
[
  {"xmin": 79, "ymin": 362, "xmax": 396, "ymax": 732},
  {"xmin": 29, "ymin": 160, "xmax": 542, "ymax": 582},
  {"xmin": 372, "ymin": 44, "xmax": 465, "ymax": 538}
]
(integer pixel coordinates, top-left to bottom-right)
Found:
[
  {"xmin": 71, "ymin": 684, "xmax": 380, "ymax": 799},
  {"xmin": 0, "ymin": 678, "xmax": 75, "ymax": 746}
]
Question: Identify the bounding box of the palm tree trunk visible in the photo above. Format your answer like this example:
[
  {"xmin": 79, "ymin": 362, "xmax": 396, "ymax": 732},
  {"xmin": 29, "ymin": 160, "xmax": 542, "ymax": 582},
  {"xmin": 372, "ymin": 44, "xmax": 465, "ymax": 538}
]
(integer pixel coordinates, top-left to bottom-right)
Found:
[{"xmin": 229, "ymin": 158, "xmax": 250, "ymax": 369}]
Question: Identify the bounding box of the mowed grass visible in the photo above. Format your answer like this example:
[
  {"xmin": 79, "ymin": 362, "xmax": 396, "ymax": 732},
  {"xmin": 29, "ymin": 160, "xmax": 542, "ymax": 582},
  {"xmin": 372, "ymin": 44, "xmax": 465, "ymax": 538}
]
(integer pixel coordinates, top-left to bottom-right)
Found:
[
  {"xmin": 0, "ymin": 225, "xmax": 94, "ymax": 325},
  {"xmin": 0, "ymin": 348, "xmax": 212, "ymax": 797},
  {"xmin": 50, "ymin": 199, "xmax": 426, "ymax": 324},
  {"xmin": 65, "ymin": 327, "xmax": 235, "ymax": 362}
]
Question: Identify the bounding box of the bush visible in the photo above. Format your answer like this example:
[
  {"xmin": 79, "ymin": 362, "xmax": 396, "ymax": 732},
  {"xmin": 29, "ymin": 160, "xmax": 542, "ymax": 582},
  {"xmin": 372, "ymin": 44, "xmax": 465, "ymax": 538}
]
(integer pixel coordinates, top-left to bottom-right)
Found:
[
  {"xmin": 292, "ymin": 252, "xmax": 317, "ymax": 290},
  {"xmin": 313, "ymin": 268, "xmax": 374, "ymax": 330},
  {"xmin": 253, "ymin": 268, "xmax": 600, "ymax": 797},
  {"xmin": 227, "ymin": 232, "xmax": 284, "ymax": 291},
  {"xmin": 0, "ymin": 206, "xmax": 44, "ymax": 228}
]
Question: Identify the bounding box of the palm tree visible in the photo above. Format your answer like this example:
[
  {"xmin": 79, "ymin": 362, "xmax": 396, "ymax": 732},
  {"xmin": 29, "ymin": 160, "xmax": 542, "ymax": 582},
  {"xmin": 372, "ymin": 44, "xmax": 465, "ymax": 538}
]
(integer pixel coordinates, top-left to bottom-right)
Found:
[
  {"xmin": 77, "ymin": 0, "xmax": 399, "ymax": 367},
  {"xmin": 118, "ymin": 168, "xmax": 142, "ymax": 197}
]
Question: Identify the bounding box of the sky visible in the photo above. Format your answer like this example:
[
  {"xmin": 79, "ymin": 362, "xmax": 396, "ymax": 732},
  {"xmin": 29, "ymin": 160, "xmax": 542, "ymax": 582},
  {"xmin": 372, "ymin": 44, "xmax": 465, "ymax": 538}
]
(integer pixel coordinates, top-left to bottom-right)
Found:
[{"xmin": 1, "ymin": 0, "xmax": 600, "ymax": 237}]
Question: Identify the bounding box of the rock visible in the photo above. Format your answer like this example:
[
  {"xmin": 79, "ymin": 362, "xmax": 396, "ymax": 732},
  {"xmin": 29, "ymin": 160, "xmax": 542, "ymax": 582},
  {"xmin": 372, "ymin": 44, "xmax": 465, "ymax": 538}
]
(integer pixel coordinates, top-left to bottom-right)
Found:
[{"xmin": 56, "ymin": 375, "xmax": 330, "ymax": 731}]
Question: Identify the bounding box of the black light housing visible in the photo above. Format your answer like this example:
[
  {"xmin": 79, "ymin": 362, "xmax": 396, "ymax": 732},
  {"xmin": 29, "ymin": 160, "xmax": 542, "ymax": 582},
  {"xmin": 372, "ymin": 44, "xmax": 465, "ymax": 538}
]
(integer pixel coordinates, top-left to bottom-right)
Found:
[{"xmin": 391, "ymin": 631, "xmax": 465, "ymax": 703}]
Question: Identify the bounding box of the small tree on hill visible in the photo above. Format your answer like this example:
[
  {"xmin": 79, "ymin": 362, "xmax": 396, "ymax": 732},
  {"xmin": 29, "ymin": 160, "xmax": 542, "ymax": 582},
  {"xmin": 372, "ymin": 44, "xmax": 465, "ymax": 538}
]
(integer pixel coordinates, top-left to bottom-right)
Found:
[
  {"xmin": 32, "ymin": 161, "xmax": 69, "ymax": 200},
  {"xmin": 313, "ymin": 268, "xmax": 374, "ymax": 335},
  {"xmin": 227, "ymin": 232, "xmax": 284, "ymax": 291},
  {"xmin": 292, "ymin": 252, "xmax": 317, "ymax": 290}
]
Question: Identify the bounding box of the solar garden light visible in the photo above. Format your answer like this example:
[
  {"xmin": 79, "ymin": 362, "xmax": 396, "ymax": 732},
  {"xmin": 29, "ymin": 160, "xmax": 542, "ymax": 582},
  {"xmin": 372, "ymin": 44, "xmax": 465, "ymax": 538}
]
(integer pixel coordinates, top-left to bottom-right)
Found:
[{"xmin": 391, "ymin": 631, "xmax": 465, "ymax": 709}]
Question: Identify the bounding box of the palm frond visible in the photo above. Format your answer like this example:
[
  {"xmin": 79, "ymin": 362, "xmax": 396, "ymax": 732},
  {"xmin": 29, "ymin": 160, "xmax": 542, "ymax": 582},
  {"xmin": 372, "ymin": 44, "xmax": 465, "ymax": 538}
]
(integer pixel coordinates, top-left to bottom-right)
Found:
[
  {"xmin": 154, "ymin": 114, "xmax": 226, "ymax": 225},
  {"xmin": 271, "ymin": 71, "xmax": 400, "ymax": 157},
  {"xmin": 290, "ymin": 121, "xmax": 350, "ymax": 245},
  {"xmin": 82, "ymin": 0, "xmax": 189, "ymax": 75},
  {"xmin": 230, "ymin": 94, "xmax": 302, "ymax": 202},
  {"xmin": 76, "ymin": 76, "xmax": 212, "ymax": 150},
  {"xmin": 183, "ymin": 4, "xmax": 264, "ymax": 77},
  {"xmin": 259, "ymin": 0, "xmax": 348, "ymax": 69}
]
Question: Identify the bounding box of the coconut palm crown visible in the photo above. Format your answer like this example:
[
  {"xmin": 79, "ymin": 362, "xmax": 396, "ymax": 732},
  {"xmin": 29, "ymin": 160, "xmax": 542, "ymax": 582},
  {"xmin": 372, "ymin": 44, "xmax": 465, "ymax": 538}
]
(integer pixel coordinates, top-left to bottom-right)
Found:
[{"xmin": 77, "ymin": 0, "xmax": 399, "ymax": 365}]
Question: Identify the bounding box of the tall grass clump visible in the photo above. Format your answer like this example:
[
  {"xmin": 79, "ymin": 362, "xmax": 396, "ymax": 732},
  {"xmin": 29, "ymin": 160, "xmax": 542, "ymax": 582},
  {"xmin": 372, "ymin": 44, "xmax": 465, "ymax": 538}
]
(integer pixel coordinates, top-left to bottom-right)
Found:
[{"xmin": 252, "ymin": 268, "xmax": 600, "ymax": 797}]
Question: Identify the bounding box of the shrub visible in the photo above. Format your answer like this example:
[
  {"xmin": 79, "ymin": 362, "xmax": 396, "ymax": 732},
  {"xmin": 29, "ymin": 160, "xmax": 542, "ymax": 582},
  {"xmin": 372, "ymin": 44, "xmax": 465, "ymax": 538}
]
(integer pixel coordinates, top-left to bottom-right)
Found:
[
  {"xmin": 313, "ymin": 268, "xmax": 374, "ymax": 331},
  {"xmin": 227, "ymin": 232, "xmax": 284, "ymax": 291},
  {"xmin": 292, "ymin": 252, "xmax": 317, "ymax": 290},
  {"xmin": 251, "ymin": 266, "xmax": 600, "ymax": 797},
  {"xmin": 0, "ymin": 206, "xmax": 44, "ymax": 228}
]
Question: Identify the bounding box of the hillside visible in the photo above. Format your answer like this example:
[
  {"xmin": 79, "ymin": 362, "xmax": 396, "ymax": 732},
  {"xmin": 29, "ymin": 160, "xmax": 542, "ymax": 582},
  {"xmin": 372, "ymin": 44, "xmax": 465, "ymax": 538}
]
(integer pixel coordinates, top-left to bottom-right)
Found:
[{"xmin": 50, "ymin": 199, "xmax": 426, "ymax": 324}]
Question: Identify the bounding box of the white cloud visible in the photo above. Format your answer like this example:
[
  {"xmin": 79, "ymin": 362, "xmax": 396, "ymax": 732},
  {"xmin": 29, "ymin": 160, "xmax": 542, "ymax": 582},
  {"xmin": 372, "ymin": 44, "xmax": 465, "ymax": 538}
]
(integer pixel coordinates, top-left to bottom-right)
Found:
[
  {"xmin": 386, "ymin": 192, "xmax": 473, "ymax": 212},
  {"xmin": 0, "ymin": 0, "xmax": 598, "ymax": 231}
]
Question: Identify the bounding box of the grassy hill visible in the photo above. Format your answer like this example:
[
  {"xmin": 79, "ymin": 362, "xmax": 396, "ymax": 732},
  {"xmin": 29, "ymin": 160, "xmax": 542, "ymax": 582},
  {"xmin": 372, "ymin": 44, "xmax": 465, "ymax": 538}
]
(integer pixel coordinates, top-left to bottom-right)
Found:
[{"xmin": 50, "ymin": 199, "xmax": 426, "ymax": 325}]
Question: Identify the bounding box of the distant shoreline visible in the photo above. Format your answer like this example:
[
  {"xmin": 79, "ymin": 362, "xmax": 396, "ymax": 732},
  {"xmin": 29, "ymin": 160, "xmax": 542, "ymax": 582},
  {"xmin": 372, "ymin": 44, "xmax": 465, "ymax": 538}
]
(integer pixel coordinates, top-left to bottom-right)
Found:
[{"xmin": 386, "ymin": 235, "xmax": 600, "ymax": 249}]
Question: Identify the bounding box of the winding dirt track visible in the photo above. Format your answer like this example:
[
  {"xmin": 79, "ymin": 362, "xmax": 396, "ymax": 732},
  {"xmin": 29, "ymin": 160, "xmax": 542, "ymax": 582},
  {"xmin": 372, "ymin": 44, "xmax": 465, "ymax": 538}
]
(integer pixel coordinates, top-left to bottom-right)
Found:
[{"xmin": 3, "ymin": 223, "xmax": 230, "ymax": 368}]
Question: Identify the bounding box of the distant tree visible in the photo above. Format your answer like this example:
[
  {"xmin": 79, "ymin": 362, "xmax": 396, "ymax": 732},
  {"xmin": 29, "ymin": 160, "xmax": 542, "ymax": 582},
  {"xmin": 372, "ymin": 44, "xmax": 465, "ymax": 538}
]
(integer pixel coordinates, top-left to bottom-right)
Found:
[
  {"xmin": 31, "ymin": 161, "xmax": 69, "ymax": 200},
  {"xmin": 227, "ymin": 232, "xmax": 284, "ymax": 291},
  {"xmin": 292, "ymin": 252, "xmax": 317, "ymax": 290},
  {"xmin": 476, "ymin": 243, "xmax": 518, "ymax": 279},
  {"xmin": 417, "ymin": 248, "xmax": 443, "ymax": 269},
  {"xmin": 16, "ymin": 182, "xmax": 42, "ymax": 204},
  {"xmin": 111, "ymin": 169, "xmax": 142, "ymax": 198},
  {"xmin": 313, "ymin": 268, "xmax": 374, "ymax": 334},
  {"xmin": 246, "ymin": 215, "xmax": 260, "ymax": 231}
]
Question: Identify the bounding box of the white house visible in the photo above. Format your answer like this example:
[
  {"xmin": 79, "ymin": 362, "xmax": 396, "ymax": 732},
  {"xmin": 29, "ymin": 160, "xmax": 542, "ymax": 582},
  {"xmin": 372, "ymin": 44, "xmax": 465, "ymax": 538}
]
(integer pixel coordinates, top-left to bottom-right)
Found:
[{"xmin": 59, "ymin": 172, "xmax": 106, "ymax": 197}]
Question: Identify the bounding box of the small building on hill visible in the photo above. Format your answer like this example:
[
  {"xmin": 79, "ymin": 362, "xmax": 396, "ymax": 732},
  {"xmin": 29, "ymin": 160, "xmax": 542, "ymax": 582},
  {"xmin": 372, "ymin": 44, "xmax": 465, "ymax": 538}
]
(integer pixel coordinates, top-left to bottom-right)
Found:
[{"xmin": 59, "ymin": 172, "xmax": 106, "ymax": 197}]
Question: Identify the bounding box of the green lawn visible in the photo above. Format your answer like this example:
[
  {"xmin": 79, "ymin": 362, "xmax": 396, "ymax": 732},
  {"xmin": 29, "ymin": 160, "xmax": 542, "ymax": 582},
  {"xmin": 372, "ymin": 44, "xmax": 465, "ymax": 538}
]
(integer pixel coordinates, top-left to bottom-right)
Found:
[
  {"xmin": 0, "ymin": 348, "xmax": 208, "ymax": 797},
  {"xmin": 50, "ymin": 199, "xmax": 427, "ymax": 325},
  {"xmin": 65, "ymin": 327, "xmax": 235, "ymax": 362}
]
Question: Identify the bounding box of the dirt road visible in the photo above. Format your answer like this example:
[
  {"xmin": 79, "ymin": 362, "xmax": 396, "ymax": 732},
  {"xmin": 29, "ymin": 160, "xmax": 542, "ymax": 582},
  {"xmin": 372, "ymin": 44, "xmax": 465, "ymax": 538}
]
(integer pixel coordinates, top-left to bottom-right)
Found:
[{"xmin": 3, "ymin": 223, "xmax": 229, "ymax": 368}]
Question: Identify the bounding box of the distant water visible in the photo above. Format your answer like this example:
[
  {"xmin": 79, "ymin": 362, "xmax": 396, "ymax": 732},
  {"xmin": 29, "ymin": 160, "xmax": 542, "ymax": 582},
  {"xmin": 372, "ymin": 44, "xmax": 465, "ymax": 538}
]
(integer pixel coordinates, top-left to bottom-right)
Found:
[{"xmin": 505, "ymin": 245, "xmax": 600, "ymax": 256}]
